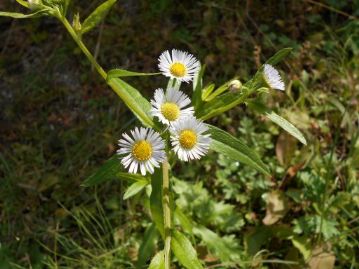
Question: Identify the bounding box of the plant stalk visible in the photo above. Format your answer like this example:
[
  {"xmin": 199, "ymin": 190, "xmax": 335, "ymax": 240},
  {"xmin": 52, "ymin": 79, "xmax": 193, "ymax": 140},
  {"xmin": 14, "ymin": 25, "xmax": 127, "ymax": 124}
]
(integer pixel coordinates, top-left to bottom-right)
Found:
[
  {"xmin": 162, "ymin": 158, "xmax": 171, "ymax": 269},
  {"xmin": 60, "ymin": 17, "xmax": 107, "ymax": 80},
  {"xmin": 58, "ymin": 15, "xmax": 154, "ymax": 127}
]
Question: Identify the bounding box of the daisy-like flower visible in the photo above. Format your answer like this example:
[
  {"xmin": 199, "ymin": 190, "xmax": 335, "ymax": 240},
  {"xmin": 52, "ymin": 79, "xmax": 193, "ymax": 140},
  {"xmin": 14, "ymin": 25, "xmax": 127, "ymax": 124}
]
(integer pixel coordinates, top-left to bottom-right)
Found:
[
  {"xmin": 158, "ymin": 49, "xmax": 200, "ymax": 83},
  {"xmin": 263, "ymin": 64, "xmax": 285, "ymax": 91},
  {"xmin": 117, "ymin": 127, "xmax": 166, "ymax": 175},
  {"xmin": 170, "ymin": 117, "xmax": 211, "ymax": 162},
  {"xmin": 151, "ymin": 87, "xmax": 194, "ymax": 125}
]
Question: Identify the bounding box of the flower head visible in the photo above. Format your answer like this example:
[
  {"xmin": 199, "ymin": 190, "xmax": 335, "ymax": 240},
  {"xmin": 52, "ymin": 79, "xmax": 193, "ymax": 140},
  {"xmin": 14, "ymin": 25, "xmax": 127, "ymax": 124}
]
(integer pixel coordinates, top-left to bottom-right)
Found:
[
  {"xmin": 158, "ymin": 49, "xmax": 200, "ymax": 83},
  {"xmin": 263, "ymin": 64, "xmax": 285, "ymax": 91},
  {"xmin": 151, "ymin": 88, "xmax": 194, "ymax": 125},
  {"xmin": 117, "ymin": 127, "xmax": 166, "ymax": 175},
  {"xmin": 170, "ymin": 117, "xmax": 211, "ymax": 162}
]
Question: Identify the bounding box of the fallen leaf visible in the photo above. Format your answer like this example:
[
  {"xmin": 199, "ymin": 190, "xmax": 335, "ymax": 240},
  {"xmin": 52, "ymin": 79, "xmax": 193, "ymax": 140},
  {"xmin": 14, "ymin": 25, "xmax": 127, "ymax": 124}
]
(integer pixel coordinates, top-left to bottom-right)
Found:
[{"xmin": 263, "ymin": 191, "xmax": 289, "ymax": 225}]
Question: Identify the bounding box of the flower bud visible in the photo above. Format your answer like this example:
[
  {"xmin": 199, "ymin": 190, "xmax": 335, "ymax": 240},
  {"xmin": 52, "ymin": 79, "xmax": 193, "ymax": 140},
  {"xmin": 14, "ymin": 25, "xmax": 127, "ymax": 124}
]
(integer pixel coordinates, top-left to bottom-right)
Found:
[
  {"xmin": 28, "ymin": 0, "xmax": 42, "ymax": 9},
  {"xmin": 229, "ymin": 79, "xmax": 242, "ymax": 92},
  {"xmin": 72, "ymin": 13, "xmax": 82, "ymax": 33}
]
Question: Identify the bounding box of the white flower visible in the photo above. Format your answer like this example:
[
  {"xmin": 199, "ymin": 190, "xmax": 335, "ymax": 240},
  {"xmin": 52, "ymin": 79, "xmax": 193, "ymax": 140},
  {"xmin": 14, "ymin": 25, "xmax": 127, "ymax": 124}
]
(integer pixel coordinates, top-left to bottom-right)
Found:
[
  {"xmin": 151, "ymin": 87, "xmax": 194, "ymax": 125},
  {"xmin": 158, "ymin": 49, "xmax": 200, "ymax": 83},
  {"xmin": 117, "ymin": 127, "xmax": 166, "ymax": 175},
  {"xmin": 263, "ymin": 64, "xmax": 285, "ymax": 91},
  {"xmin": 170, "ymin": 117, "xmax": 211, "ymax": 162}
]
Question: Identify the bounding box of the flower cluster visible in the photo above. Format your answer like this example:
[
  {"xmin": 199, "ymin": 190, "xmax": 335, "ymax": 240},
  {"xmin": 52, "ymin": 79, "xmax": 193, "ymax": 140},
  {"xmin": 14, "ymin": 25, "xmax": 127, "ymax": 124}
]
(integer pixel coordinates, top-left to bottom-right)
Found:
[
  {"xmin": 117, "ymin": 49, "xmax": 210, "ymax": 175},
  {"xmin": 116, "ymin": 50, "xmax": 286, "ymax": 175}
]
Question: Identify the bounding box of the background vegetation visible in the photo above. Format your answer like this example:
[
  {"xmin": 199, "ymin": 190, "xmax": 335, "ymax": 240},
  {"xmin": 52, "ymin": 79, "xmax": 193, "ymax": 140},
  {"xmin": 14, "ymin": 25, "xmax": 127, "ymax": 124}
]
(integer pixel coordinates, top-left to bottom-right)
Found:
[{"xmin": 0, "ymin": 0, "xmax": 358, "ymax": 268}]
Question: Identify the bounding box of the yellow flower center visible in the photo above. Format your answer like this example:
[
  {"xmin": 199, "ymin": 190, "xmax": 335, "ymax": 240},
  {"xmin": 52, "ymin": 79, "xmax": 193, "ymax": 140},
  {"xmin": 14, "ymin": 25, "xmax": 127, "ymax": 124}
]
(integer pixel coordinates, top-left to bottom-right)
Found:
[
  {"xmin": 161, "ymin": 102, "xmax": 180, "ymax": 121},
  {"xmin": 169, "ymin": 62, "xmax": 186, "ymax": 77},
  {"xmin": 179, "ymin": 129, "xmax": 197, "ymax": 149},
  {"xmin": 132, "ymin": 140, "xmax": 152, "ymax": 161}
]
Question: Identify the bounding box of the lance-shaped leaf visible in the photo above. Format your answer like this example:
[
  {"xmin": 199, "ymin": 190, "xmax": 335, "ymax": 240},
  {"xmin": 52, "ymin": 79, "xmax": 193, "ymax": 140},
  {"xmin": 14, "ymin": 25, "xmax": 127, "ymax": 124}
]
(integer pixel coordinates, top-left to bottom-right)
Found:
[
  {"xmin": 265, "ymin": 47, "xmax": 293, "ymax": 65},
  {"xmin": 171, "ymin": 230, "xmax": 203, "ymax": 269},
  {"xmin": 0, "ymin": 9, "xmax": 47, "ymax": 18},
  {"xmin": 81, "ymin": 0, "xmax": 117, "ymax": 35},
  {"xmin": 15, "ymin": 0, "xmax": 29, "ymax": 8},
  {"xmin": 123, "ymin": 179, "xmax": 149, "ymax": 200},
  {"xmin": 107, "ymin": 77, "xmax": 154, "ymax": 127},
  {"xmin": 193, "ymin": 225, "xmax": 239, "ymax": 262},
  {"xmin": 137, "ymin": 224, "xmax": 159, "ymax": 268},
  {"xmin": 148, "ymin": 251, "xmax": 165, "ymax": 269},
  {"xmin": 150, "ymin": 169, "xmax": 164, "ymax": 238},
  {"xmin": 192, "ymin": 65, "xmax": 205, "ymax": 109},
  {"xmin": 248, "ymin": 101, "xmax": 307, "ymax": 145},
  {"xmin": 208, "ymin": 125, "xmax": 270, "ymax": 175},
  {"xmin": 82, "ymin": 156, "xmax": 146, "ymax": 187},
  {"xmin": 107, "ymin": 69, "xmax": 160, "ymax": 80}
]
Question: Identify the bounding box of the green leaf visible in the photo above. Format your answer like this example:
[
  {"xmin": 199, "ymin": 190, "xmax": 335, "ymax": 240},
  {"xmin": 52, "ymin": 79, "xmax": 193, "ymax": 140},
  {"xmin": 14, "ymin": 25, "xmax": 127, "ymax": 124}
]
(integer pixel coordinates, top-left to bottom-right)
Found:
[
  {"xmin": 249, "ymin": 101, "xmax": 307, "ymax": 145},
  {"xmin": 137, "ymin": 224, "xmax": 158, "ymax": 268},
  {"xmin": 291, "ymin": 236, "xmax": 311, "ymax": 260},
  {"xmin": 266, "ymin": 111, "xmax": 306, "ymax": 145},
  {"xmin": 15, "ymin": 0, "xmax": 29, "ymax": 8},
  {"xmin": 107, "ymin": 77, "xmax": 154, "ymax": 127},
  {"xmin": 123, "ymin": 180, "xmax": 149, "ymax": 200},
  {"xmin": 148, "ymin": 251, "xmax": 165, "ymax": 269},
  {"xmin": 265, "ymin": 48, "xmax": 293, "ymax": 65},
  {"xmin": 192, "ymin": 65, "xmax": 205, "ymax": 109},
  {"xmin": 107, "ymin": 69, "xmax": 160, "ymax": 80},
  {"xmin": 81, "ymin": 0, "xmax": 117, "ymax": 35},
  {"xmin": 150, "ymin": 169, "xmax": 164, "ymax": 238},
  {"xmin": 82, "ymin": 156, "xmax": 146, "ymax": 187},
  {"xmin": 193, "ymin": 225, "xmax": 238, "ymax": 262},
  {"xmin": 0, "ymin": 10, "xmax": 46, "ymax": 18},
  {"xmin": 174, "ymin": 207, "xmax": 193, "ymax": 234},
  {"xmin": 208, "ymin": 125, "xmax": 270, "ymax": 175},
  {"xmin": 171, "ymin": 230, "xmax": 203, "ymax": 269},
  {"xmin": 204, "ymin": 80, "xmax": 232, "ymax": 102},
  {"xmin": 201, "ymin": 83, "xmax": 215, "ymax": 101}
]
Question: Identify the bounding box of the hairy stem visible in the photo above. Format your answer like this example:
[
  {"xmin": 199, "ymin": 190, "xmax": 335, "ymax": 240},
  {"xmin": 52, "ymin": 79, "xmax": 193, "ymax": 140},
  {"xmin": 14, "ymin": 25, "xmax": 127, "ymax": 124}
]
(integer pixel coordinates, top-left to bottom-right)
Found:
[
  {"xmin": 58, "ymin": 15, "xmax": 154, "ymax": 127},
  {"xmin": 162, "ymin": 158, "xmax": 171, "ymax": 269},
  {"xmin": 60, "ymin": 17, "xmax": 107, "ymax": 80}
]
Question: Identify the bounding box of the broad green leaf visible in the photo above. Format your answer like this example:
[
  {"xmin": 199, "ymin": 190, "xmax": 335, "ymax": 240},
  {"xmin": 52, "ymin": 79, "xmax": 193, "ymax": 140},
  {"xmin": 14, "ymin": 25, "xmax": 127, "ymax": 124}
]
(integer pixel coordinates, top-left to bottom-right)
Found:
[
  {"xmin": 265, "ymin": 48, "xmax": 293, "ymax": 65},
  {"xmin": 171, "ymin": 230, "xmax": 203, "ymax": 269},
  {"xmin": 107, "ymin": 77, "xmax": 154, "ymax": 127},
  {"xmin": 150, "ymin": 169, "xmax": 164, "ymax": 238},
  {"xmin": 82, "ymin": 156, "xmax": 146, "ymax": 187},
  {"xmin": 81, "ymin": 0, "xmax": 117, "ymax": 34},
  {"xmin": 148, "ymin": 251, "xmax": 165, "ymax": 269},
  {"xmin": 208, "ymin": 125, "xmax": 270, "ymax": 175},
  {"xmin": 123, "ymin": 180, "xmax": 149, "ymax": 200},
  {"xmin": 107, "ymin": 69, "xmax": 160, "ymax": 80},
  {"xmin": 137, "ymin": 224, "xmax": 158, "ymax": 268},
  {"xmin": 0, "ymin": 10, "xmax": 46, "ymax": 18},
  {"xmin": 248, "ymin": 101, "xmax": 307, "ymax": 145}
]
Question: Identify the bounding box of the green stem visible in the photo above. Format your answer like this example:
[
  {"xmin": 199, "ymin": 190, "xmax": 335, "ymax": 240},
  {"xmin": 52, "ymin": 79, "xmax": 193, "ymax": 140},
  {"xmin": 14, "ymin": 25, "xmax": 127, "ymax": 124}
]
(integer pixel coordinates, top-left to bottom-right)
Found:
[
  {"xmin": 58, "ymin": 15, "xmax": 154, "ymax": 127},
  {"xmin": 162, "ymin": 158, "xmax": 171, "ymax": 269},
  {"xmin": 59, "ymin": 17, "xmax": 107, "ymax": 80}
]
